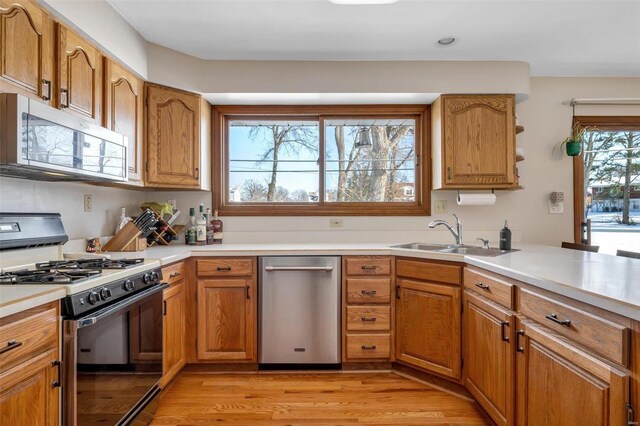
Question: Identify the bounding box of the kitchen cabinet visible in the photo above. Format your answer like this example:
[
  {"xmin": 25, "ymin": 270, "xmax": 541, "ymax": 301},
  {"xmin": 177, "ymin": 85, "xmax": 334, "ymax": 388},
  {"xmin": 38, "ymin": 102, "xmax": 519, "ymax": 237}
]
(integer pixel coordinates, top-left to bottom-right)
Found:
[
  {"xmin": 130, "ymin": 299, "xmax": 163, "ymax": 362},
  {"xmin": 343, "ymin": 256, "xmax": 393, "ymax": 363},
  {"xmin": 57, "ymin": 24, "xmax": 103, "ymax": 123},
  {"xmin": 463, "ymin": 290, "xmax": 515, "ymax": 426},
  {"xmin": 515, "ymin": 318, "xmax": 629, "ymax": 426},
  {"xmin": 145, "ymin": 83, "xmax": 211, "ymax": 189},
  {"xmin": 195, "ymin": 258, "xmax": 256, "ymax": 362},
  {"xmin": 104, "ymin": 58, "xmax": 144, "ymax": 183},
  {"xmin": 0, "ymin": 302, "xmax": 60, "ymax": 426},
  {"xmin": 432, "ymin": 94, "xmax": 517, "ymax": 189},
  {"xmin": 162, "ymin": 279, "xmax": 186, "ymax": 387},
  {"xmin": 0, "ymin": 0, "xmax": 55, "ymax": 105}
]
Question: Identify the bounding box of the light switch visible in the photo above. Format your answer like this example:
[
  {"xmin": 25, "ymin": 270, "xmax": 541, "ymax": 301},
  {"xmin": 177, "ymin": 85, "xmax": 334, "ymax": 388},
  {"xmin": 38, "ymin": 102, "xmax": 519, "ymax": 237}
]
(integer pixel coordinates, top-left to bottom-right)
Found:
[{"xmin": 435, "ymin": 200, "xmax": 448, "ymax": 214}]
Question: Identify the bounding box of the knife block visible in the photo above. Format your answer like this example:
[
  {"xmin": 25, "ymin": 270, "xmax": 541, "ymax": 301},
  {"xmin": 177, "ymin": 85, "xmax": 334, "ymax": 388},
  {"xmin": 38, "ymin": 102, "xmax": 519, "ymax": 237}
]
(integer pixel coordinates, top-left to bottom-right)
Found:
[{"xmin": 102, "ymin": 222, "xmax": 142, "ymax": 252}]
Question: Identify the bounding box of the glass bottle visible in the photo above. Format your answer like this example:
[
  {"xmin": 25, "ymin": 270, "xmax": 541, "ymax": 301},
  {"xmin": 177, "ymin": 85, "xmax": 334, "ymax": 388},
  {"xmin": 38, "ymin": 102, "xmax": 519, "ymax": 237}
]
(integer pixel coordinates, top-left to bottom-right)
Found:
[
  {"xmin": 205, "ymin": 208, "xmax": 214, "ymax": 245},
  {"xmin": 186, "ymin": 208, "xmax": 197, "ymax": 246},
  {"xmin": 212, "ymin": 210, "xmax": 223, "ymax": 244},
  {"xmin": 196, "ymin": 203, "xmax": 206, "ymax": 246}
]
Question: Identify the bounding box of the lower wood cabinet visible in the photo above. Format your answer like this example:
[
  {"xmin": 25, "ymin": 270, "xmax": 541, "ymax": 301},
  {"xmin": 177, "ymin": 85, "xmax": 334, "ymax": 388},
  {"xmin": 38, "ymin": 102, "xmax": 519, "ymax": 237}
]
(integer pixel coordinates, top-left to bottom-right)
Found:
[
  {"xmin": 196, "ymin": 278, "xmax": 256, "ymax": 361},
  {"xmin": 464, "ymin": 291, "xmax": 515, "ymax": 426},
  {"xmin": 395, "ymin": 277, "xmax": 461, "ymax": 379},
  {"xmin": 515, "ymin": 319, "xmax": 630, "ymax": 426},
  {"xmin": 162, "ymin": 280, "xmax": 186, "ymax": 387}
]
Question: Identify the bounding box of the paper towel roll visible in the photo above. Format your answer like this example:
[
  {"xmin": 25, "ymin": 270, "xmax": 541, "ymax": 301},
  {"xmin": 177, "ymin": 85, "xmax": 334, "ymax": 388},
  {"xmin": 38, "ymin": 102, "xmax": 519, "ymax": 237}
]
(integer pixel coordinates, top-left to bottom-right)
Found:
[{"xmin": 457, "ymin": 193, "xmax": 497, "ymax": 206}]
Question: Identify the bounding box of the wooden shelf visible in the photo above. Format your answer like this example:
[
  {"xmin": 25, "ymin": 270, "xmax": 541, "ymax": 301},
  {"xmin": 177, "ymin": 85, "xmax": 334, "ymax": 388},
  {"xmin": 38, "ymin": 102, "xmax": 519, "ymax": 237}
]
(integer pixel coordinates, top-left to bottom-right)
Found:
[
  {"xmin": 516, "ymin": 125, "xmax": 525, "ymax": 134},
  {"xmin": 516, "ymin": 155, "xmax": 525, "ymax": 162}
]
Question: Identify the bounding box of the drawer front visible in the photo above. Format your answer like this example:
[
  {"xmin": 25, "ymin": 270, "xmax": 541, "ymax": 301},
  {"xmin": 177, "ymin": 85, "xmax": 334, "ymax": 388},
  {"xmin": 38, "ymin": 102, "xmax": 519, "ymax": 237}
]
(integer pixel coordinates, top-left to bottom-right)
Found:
[
  {"xmin": 0, "ymin": 307, "xmax": 58, "ymax": 372},
  {"xmin": 346, "ymin": 278, "xmax": 391, "ymax": 304},
  {"xmin": 396, "ymin": 259, "xmax": 461, "ymax": 285},
  {"xmin": 346, "ymin": 306, "xmax": 391, "ymax": 331},
  {"xmin": 463, "ymin": 267, "xmax": 515, "ymax": 309},
  {"xmin": 519, "ymin": 288, "xmax": 630, "ymax": 366},
  {"xmin": 162, "ymin": 261, "xmax": 185, "ymax": 286},
  {"xmin": 346, "ymin": 334, "xmax": 391, "ymax": 360},
  {"xmin": 197, "ymin": 258, "xmax": 253, "ymax": 277},
  {"xmin": 345, "ymin": 257, "xmax": 391, "ymax": 276}
]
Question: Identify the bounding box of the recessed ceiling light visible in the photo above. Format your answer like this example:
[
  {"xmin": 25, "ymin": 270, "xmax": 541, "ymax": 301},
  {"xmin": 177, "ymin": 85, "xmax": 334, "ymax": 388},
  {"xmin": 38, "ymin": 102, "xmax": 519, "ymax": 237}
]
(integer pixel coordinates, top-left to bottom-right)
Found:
[
  {"xmin": 329, "ymin": 0, "xmax": 399, "ymax": 5},
  {"xmin": 437, "ymin": 37, "xmax": 457, "ymax": 46}
]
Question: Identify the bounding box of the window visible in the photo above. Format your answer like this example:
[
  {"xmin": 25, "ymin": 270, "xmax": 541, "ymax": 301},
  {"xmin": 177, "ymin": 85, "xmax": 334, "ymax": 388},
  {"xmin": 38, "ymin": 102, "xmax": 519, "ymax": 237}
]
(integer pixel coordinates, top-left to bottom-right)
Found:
[
  {"xmin": 573, "ymin": 116, "xmax": 640, "ymax": 255},
  {"xmin": 214, "ymin": 106, "xmax": 430, "ymax": 215}
]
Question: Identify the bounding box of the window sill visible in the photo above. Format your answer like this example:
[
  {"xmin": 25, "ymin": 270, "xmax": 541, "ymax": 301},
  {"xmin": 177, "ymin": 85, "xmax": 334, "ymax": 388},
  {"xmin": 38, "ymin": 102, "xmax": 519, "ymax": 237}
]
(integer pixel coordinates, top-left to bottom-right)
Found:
[{"xmin": 216, "ymin": 204, "xmax": 431, "ymax": 216}]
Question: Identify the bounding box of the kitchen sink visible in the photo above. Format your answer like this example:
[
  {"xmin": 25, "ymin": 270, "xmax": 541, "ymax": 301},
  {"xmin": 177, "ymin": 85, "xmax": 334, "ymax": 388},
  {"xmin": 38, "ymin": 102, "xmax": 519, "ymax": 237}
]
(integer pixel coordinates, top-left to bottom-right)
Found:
[{"xmin": 391, "ymin": 243, "xmax": 517, "ymax": 257}]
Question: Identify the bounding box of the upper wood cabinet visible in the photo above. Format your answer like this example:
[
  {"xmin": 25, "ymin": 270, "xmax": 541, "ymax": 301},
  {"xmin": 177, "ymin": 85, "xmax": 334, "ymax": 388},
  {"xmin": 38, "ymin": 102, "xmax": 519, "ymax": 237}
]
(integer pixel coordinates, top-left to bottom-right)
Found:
[
  {"xmin": 515, "ymin": 319, "xmax": 629, "ymax": 426},
  {"xmin": 104, "ymin": 59, "xmax": 144, "ymax": 182},
  {"xmin": 0, "ymin": 0, "xmax": 55, "ymax": 105},
  {"xmin": 57, "ymin": 24, "xmax": 103, "ymax": 123},
  {"xmin": 145, "ymin": 83, "xmax": 211, "ymax": 189},
  {"xmin": 464, "ymin": 291, "xmax": 515, "ymax": 426},
  {"xmin": 432, "ymin": 94, "xmax": 517, "ymax": 189}
]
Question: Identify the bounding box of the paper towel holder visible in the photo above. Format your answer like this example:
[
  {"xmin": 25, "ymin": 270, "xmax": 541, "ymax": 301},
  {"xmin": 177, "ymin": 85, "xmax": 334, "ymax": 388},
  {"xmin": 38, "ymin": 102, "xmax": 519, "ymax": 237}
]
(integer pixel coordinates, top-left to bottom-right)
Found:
[{"xmin": 457, "ymin": 189, "xmax": 495, "ymax": 198}]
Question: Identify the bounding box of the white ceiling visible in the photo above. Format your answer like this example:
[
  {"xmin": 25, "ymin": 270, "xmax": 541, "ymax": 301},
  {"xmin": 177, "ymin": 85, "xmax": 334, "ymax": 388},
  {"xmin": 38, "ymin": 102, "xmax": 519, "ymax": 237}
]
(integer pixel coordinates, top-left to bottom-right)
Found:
[{"xmin": 108, "ymin": 0, "xmax": 640, "ymax": 77}]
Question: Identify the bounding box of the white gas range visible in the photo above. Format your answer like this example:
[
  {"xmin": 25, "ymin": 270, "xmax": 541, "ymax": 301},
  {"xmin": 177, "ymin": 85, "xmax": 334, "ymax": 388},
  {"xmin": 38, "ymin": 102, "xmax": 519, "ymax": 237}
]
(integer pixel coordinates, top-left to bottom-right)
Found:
[{"xmin": 0, "ymin": 213, "xmax": 165, "ymax": 426}]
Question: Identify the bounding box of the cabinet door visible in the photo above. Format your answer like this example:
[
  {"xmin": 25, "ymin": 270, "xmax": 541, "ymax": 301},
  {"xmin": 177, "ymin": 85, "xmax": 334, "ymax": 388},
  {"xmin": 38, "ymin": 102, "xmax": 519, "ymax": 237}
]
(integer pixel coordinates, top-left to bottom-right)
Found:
[
  {"xmin": 464, "ymin": 291, "xmax": 515, "ymax": 426},
  {"xmin": 197, "ymin": 279, "xmax": 255, "ymax": 361},
  {"xmin": 516, "ymin": 319, "xmax": 629, "ymax": 426},
  {"xmin": 0, "ymin": 349, "xmax": 59, "ymax": 426},
  {"xmin": 162, "ymin": 280, "xmax": 186, "ymax": 386},
  {"xmin": 130, "ymin": 299, "xmax": 163, "ymax": 362},
  {"xmin": 442, "ymin": 95, "xmax": 515, "ymax": 187},
  {"xmin": 146, "ymin": 84, "xmax": 201, "ymax": 188},
  {"xmin": 395, "ymin": 278, "xmax": 461, "ymax": 379},
  {"xmin": 57, "ymin": 24, "xmax": 102, "ymax": 122},
  {"xmin": 104, "ymin": 59, "xmax": 143, "ymax": 182}
]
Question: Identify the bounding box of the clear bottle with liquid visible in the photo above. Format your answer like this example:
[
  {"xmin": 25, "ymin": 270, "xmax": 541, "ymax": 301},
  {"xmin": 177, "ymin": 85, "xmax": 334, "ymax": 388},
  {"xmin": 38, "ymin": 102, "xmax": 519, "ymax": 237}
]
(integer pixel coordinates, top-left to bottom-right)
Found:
[
  {"xmin": 196, "ymin": 204, "xmax": 207, "ymax": 246},
  {"xmin": 205, "ymin": 208, "xmax": 214, "ymax": 245}
]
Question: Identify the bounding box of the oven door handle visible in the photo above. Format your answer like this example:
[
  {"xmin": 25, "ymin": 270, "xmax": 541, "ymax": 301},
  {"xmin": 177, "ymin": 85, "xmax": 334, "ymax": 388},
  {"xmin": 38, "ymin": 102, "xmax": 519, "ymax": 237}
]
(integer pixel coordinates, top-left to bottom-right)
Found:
[{"xmin": 70, "ymin": 283, "xmax": 169, "ymax": 329}]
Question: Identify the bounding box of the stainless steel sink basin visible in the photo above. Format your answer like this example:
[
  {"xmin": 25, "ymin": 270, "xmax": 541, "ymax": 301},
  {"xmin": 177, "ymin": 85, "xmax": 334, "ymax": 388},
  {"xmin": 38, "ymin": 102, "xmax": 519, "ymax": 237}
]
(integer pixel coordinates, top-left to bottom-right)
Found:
[
  {"xmin": 392, "ymin": 243, "xmax": 453, "ymax": 251},
  {"xmin": 391, "ymin": 242, "xmax": 517, "ymax": 257}
]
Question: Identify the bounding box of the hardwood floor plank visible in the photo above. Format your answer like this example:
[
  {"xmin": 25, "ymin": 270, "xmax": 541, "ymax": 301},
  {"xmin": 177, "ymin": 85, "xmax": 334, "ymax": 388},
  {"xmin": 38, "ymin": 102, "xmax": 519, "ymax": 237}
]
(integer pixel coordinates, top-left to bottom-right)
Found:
[{"xmin": 151, "ymin": 372, "xmax": 489, "ymax": 425}]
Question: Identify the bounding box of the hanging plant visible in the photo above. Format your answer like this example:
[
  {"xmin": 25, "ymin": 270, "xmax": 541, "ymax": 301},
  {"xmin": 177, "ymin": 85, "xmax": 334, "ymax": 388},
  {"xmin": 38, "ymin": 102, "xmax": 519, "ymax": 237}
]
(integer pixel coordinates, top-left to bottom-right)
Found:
[{"xmin": 554, "ymin": 122, "xmax": 588, "ymax": 157}]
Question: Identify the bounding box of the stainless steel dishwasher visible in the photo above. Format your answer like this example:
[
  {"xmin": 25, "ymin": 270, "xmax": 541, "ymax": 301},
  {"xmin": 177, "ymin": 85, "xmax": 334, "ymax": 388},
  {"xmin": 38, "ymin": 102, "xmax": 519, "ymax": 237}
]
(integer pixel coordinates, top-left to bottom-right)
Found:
[{"xmin": 259, "ymin": 256, "xmax": 341, "ymax": 365}]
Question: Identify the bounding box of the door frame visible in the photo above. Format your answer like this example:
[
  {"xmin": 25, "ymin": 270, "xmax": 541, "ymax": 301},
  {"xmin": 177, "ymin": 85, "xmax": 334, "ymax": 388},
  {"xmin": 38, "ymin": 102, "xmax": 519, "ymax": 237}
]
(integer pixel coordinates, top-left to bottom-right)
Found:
[{"xmin": 572, "ymin": 116, "xmax": 640, "ymax": 243}]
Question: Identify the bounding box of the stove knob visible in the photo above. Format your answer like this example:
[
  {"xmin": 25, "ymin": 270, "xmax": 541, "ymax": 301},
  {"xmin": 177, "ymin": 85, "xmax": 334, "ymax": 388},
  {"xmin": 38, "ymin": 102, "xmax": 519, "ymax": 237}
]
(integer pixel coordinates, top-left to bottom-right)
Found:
[
  {"xmin": 87, "ymin": 291, "xmax": 99, "ymax": 305},
  {"xmin": 123, "ymin": 279, "xmax": 135, "ymax": 292},
  {"xmin": 100, "ymin": 288, "xmax": 112, "ymax": 300},
  {"xmin": 143, "ymin": 273, "xmax": 153, "ymax": 284},
  {"xmin": 151, "ymin": 271, "xmax": 160, "ymax": 283}
]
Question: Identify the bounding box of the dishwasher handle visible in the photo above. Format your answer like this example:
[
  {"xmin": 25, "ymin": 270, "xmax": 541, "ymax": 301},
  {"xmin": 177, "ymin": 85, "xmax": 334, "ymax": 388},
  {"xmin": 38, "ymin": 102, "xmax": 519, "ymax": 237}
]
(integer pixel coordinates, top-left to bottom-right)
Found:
[{"xmin": 264, "ymin": 266, "xmax": 334, "ymax": 272}]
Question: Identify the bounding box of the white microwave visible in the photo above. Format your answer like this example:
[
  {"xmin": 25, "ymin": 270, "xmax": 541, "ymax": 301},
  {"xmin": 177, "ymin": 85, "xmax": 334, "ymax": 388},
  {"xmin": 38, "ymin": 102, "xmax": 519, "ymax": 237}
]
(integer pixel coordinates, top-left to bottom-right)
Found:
[{"xmin": 0, "ymin": 93, "xmax": 128, "ymax": 182}]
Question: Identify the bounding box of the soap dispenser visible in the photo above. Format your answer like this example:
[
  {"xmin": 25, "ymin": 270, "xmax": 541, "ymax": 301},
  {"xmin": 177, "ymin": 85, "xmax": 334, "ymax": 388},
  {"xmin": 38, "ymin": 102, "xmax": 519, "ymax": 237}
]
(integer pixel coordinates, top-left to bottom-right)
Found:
[{"xmin": 499, "ymin": 220, "xmax": 512, "ymax": 251}]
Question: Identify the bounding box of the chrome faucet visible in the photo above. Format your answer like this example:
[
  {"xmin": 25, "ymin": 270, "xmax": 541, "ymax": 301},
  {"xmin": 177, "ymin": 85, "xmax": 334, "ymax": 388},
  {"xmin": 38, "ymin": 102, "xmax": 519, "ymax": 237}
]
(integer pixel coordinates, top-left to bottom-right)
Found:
[{"xmin": 428, "ymin": 214, "xmax": 463, "ymax": 246}]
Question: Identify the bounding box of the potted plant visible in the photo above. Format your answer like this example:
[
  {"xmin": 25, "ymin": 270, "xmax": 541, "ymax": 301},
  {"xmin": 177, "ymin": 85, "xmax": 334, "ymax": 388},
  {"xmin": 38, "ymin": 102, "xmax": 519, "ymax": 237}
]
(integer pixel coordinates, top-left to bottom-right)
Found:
[{"xmin": 555, "ymin": 123, "xmax": 586, "ymax": 157}]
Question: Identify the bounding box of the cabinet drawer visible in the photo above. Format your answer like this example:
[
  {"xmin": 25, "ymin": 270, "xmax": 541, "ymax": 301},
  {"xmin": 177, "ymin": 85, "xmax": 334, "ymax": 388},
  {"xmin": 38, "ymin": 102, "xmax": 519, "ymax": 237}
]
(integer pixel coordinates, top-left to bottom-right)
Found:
[
  {"xmin": 346, "ymin": 306, "xmax": 391, "ymax": 331},
  {"xmin": 345, "ymin": 257, "xmax": 391, "ymax": 276},
  {"xmin": 197, "ymin": 258, "xmax": 253, "ymax": 277},
  {"xmin": 396, "ymin": 259, "xmax": 461, "ymax": 285},
  {"xmin": 346, "ymin": 278, "xmax": 391, "ymax": 304},
  {"xmin": 162, "ymin": 261, "xmax": 185, "ymax": 286},
  {"xmin": 346, "ymin": 334, "xmax": 390, "ymax": 360},
  {"xmin": 0, "ymin": 307, "xmax": 58, "ymax": 373},
  {"xmin": 463, "ymin": 267, "xmax": 515, "ymax": 309},
  {"xmin": 519, "ymin": 288, "xmax": 630, "ymax": 366}
]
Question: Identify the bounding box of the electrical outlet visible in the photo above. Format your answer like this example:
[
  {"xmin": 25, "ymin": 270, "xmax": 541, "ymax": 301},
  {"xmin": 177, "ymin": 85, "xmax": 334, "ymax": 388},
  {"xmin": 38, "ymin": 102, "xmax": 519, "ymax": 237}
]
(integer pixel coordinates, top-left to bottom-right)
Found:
[
  {"xmin": 83, "ymin": 195, "xmax": 92, "ymax": 212},
  {"xmin": 167, "ymin": 199, "xmax": 177, "ymax": 210},
  {"xmin": 329, "ymin": 218, "xmax": 343, "ymax": 228},
  {"xmin": 435, "ymin": 200, "xmax": 448, "ymax": 214}
]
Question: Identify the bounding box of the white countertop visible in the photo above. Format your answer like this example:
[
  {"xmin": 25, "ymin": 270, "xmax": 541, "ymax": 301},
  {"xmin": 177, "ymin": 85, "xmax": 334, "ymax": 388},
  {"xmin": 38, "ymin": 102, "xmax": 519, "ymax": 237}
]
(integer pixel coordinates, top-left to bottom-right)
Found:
[
  {"xmin": 0, "ymin": 285, "xmax": 67, "ymax": 319},
  {"xmin": 104, "ymin": 242, "xmax": 640, "ymax": 321}
]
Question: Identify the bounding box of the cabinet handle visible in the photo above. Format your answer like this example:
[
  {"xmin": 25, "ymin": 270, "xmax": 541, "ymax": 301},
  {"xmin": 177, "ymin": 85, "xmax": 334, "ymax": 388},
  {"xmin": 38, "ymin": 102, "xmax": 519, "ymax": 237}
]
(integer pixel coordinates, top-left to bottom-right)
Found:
[
  {"xmin": 360, "ymin": 290, "xmax": 377, "ymax": 296},
  {"xmin": 447, "ymin": 166, "xmax": 452, "ymax": 180},
  {"xmin": 51, "ymin": 359, "xmax": 61, "ymax": 388},
  {"xmin": 500, "ymin": 321, "xmax": 510, "ymax": 342},
  {"xmin": 516, "ymin": 329, "xmax": 525, "ymax": 352},
  {"xmin": 162, "ymin": 300, "xmax": 167, "ymax": 316},
  {"xmin": 246, "ymin": 285, "xmax": 251, "ymax": 299},
  {"xmin": 361, "ymin": 345, "xmax": 377, "ymax": 350},
  {"xmin": 361, "ymin": 265, "xmax": 377, "ymax": 271},
  {"xmin": 195, "ymin": 167, "xmax": 200, "ymax": 180},
  {"xmin": 216, "ymin": 266, "xmax": 232, "ymax": 271},
  {"xmin": 360, "ymin": 317, "xmax": 377, "ymax": 322},
  {"xmin": 396, "ymin": 285, "xmax": 401, "ymax": 299},
  {"xmin": 60, "ymin": 89, "xmax": 69, "ymax": 108},
  {"xmin": 52, "ymin": 380, "xmax": 61, "ymax": 388},
  {"xmin": 42, "ymin": 79, "xmax": 52, "ymax": 101},
  {"xmin": 169, "ymin": 272, "xmax": 181, "ymax": 278},
  {"xmin": 475, "ymin": 282, "xmax": 490, "ymax": 290},
  {"xmin": 545, "ymin": 313, "xmax": 571, "ymax": 327},
  {"xmin": 0, "ymin": 340, "xmax": 22, "ymax": 354}
]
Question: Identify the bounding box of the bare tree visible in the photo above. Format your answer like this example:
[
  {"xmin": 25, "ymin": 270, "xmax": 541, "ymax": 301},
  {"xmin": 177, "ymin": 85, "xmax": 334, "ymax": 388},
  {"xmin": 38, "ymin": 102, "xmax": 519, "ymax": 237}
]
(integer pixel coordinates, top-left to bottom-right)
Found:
[
  {"xmin": 240, "ymin": 179, "xmax": 267, "ymax": 201},
  {"xmin": 291, "ymin": 189, "xmax": 309, "ymax": 202}
]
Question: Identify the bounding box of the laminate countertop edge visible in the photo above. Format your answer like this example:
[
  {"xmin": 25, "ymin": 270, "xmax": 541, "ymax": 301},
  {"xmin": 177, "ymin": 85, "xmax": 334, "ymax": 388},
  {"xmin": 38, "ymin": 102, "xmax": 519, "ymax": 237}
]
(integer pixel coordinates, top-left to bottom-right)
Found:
[{"xmin": 0, "ymin": 286, "xmax": 67, "ymax": 319}]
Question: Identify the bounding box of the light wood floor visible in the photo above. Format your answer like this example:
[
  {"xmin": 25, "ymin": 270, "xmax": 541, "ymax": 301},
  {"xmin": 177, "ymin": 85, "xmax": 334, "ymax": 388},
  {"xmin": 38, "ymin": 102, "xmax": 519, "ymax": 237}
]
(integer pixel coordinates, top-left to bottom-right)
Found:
[{"xmin": 150, "ymin": 372, "xmax": 490, "ymax": 425}]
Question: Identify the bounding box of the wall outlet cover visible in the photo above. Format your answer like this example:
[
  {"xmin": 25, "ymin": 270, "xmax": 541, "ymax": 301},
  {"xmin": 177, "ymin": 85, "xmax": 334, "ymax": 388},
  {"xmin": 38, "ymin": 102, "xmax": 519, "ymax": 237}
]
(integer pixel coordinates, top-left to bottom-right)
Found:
[
  {"xmin": 84, "ymin": 195, "xmax": 92, "ymax": 213},
  {"xmin": 168, "ymin": 199, "xmax": 177, "ymax": 210},
  {"xmin": 329, "ymin": 218, "xmax": 343, "ymax": 228},
  {"xmin": 549, "ymin": 200, "xmax": 564, "ymax": 214},
  {"xmin": 435, "ymin": 200, "xmax": 448, "ymax": 214}
]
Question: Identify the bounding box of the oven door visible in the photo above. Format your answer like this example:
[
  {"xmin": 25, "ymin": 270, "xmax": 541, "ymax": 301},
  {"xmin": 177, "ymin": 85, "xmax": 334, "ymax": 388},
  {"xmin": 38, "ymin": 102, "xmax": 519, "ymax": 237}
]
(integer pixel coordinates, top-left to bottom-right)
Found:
[{"xmin": 63, "ymin": 283, "xmax": 167, "ymax": 426}]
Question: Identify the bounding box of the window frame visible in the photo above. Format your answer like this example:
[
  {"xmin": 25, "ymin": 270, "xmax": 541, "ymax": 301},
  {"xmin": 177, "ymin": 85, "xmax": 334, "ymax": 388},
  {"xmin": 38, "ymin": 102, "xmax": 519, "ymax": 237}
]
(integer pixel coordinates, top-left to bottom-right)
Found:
[
  {"xmin": 572, "ymin": 115, "xmax": 640, "ymax": 243},
  {"xmin": 213, "ymin": 105, "xmax": 431, "ymax": 216}
]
